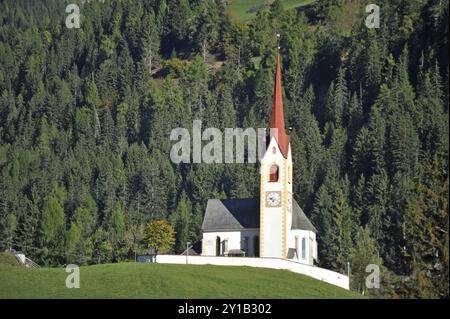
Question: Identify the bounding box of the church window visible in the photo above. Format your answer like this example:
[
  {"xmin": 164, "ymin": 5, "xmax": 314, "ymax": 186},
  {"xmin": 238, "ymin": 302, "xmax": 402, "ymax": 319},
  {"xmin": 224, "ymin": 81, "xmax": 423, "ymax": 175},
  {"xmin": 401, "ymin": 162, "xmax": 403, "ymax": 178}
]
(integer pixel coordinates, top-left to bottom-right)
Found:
[
  {"xmin": 272, "ymin": 147, "xmax": 276, "ymax": 154},
  {"xmin": 242, "ymin": 237, "xmax": 249, "ymax": 256},
  {"xmin": 269, "ymin": 164, "xmax": 279, "ymax": 182},
  {"xmin": 301, "ymin": 237, "xmax": 306, "ymax": 259}
]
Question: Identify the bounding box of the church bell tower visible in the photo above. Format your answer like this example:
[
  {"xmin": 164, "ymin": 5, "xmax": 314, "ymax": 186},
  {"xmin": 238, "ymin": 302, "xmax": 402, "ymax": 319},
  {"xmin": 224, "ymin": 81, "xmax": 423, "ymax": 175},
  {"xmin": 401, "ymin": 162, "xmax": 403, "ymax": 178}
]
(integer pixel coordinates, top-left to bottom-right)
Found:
[{"xmin": 259, "ymin": 50, "xmax": 293, "ymax": 258}]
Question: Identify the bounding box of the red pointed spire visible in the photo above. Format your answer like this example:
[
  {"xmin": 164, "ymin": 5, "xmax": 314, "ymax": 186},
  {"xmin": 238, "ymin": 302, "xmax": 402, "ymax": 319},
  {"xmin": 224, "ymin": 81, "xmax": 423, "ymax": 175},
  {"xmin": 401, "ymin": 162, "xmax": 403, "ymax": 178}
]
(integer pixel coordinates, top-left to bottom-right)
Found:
[{"xmin": 270, "ymin": 50, "xmax": 290, "ymax": 158}]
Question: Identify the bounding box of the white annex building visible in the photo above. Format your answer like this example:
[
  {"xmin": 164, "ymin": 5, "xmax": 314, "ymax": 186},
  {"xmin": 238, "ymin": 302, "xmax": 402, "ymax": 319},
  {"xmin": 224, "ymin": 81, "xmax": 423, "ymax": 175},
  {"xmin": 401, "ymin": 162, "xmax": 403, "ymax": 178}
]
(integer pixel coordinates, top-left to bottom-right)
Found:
[{"xmin": 201, "ymin": 51, "xmax": 318, "ymax": 266}]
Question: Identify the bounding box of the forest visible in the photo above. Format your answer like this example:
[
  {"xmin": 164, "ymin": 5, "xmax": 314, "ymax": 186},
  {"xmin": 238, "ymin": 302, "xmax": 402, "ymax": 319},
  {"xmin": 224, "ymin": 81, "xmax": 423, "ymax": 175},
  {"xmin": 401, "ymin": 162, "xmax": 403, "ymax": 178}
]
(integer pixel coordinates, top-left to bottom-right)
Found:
[{"xmin": 0, "ymin": 0, "xmax": 448, "ymax": 298}]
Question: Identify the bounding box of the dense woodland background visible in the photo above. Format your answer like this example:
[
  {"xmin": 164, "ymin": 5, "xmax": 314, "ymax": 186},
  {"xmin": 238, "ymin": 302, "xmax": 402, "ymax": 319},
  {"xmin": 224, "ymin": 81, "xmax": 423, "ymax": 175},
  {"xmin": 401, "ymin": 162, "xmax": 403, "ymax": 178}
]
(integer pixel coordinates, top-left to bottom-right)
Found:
[{"xmin": 0, "ymin": 0, "xmax": 448, "ymax": 298}]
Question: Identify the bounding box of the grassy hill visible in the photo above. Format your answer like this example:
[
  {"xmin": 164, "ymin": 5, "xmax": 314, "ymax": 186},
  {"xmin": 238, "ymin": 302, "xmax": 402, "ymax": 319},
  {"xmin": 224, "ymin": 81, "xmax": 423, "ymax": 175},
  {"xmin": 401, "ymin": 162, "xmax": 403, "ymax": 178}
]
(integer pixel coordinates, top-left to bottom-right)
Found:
[
  {"xmin": 225, "ymin": 0, "xmax": 316, "ymax": 22},
  {"xmin": 0, "ymin": 262, "xmax": 363, "ymax": 299},
  {"xmin": 0, "ymin": 253, "xmax": 19, "ymax": 267}
]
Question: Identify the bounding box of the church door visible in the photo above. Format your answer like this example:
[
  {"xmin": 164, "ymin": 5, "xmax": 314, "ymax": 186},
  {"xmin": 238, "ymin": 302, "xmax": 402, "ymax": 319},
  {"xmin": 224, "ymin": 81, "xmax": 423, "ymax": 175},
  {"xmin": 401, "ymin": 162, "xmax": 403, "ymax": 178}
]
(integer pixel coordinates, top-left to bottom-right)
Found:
[
  {"xmin": 253, "ymin": 236, "xmax": 260, "ymax": 257},
  {"xmin": 216, "ymin": 236, "xmax": 221, "ymax": 256}
]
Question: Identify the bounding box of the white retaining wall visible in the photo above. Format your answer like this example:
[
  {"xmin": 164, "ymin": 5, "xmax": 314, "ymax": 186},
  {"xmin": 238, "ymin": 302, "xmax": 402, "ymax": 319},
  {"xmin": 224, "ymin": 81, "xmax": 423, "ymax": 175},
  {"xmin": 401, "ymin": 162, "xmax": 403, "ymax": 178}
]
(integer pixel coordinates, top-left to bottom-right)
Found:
[{"xmin": 156, "ymin": 255, "xmax": 349, "ymax": 290}]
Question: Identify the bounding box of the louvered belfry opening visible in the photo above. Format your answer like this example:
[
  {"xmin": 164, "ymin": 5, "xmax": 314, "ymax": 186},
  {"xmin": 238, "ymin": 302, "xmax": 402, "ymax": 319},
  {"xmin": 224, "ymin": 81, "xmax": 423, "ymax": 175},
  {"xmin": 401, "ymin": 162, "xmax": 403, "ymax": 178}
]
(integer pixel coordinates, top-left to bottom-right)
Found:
[{"xmin": 269, "ymin": 164, "xmax": 279, "ymax": 182}]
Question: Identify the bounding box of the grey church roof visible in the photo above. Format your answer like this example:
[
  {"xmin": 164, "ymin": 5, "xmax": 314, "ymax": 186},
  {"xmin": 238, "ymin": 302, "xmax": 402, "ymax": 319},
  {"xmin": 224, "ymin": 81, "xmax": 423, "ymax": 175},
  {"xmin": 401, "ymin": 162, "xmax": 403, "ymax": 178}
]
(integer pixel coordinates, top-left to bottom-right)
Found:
[
  {"xmin": 202, "ymin": 198, "xmax": 317, "ymax": 233},
  {"xmin": 202, "ymin": 199, "xmax": 259, "ymax": 230},
  {"xmin": 292, "ymin": 199, "xmax": 318, "ymax": 233}
]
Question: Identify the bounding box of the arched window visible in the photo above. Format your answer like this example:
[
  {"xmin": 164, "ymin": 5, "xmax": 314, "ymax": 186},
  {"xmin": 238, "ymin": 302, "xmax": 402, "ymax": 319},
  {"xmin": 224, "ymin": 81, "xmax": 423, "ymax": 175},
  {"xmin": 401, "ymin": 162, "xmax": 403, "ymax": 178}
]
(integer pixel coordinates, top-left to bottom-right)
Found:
[
  {"xmin": 269, "ymin": 164, "xmax": 279, "ymax": 182},
  {"xmin": 272, "ymin": 146, "xmax": 276, "ymax": 154},
  {"xmin": 216, "ymin": 236, "xmax": 221, "ymax": 256}
]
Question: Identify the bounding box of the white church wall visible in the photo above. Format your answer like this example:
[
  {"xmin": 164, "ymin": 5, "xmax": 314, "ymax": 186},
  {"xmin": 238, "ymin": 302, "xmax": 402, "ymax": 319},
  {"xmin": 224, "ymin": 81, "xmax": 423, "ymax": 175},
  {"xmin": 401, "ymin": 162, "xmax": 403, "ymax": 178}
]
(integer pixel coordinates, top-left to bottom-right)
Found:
[
  {"xmin": 202, "ymin": 229, "xmax": 259, "ymax": 256},
  {"xmin": 156, "ymin": 255, "xmax": 349, "ymax": 290},
  {"xmin": 313, "ymin": 235, "xmax": 318, "ymax": 260},
  {"xmin": 260, "ymin": 137, "xmax": 289, "ymax": 258},
  {"xmin": 261, "ymin": 208, "xmax": 283, "ymax": 257},
  {"xmin": 286, "ymin": 230, "xmax": 317, "ymax": 265}
]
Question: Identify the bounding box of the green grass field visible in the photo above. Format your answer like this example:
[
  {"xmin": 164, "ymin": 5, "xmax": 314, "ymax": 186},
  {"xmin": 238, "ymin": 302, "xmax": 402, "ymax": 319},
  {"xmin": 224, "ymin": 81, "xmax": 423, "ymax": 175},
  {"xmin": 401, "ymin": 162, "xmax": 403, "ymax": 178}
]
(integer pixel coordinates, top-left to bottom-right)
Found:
[
  {"xmin": 225, "ymin": 0, "xmax": 316, "ymax": 22},
  {"xmin": 0, "ymin": 258, "xmax": 363, "ymax": 299}
]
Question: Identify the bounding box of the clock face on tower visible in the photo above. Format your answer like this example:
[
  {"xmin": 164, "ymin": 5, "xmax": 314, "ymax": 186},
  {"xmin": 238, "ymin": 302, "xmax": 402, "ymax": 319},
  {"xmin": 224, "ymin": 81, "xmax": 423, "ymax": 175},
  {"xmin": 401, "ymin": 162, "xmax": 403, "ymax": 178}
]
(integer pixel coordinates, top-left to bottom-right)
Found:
[{"xmin": 266, "ymin": 191, "xmax": 282, "ymax": 207}]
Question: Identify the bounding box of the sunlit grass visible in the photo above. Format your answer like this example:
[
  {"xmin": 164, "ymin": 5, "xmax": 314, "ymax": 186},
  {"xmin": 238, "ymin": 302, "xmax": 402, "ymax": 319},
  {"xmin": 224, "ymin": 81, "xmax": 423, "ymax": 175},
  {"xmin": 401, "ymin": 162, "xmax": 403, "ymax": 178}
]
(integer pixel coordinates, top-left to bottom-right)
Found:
[
  {"xmin": 0, "ymin": 262, "xmax": 363, "ymax": 299},
  {"xmin": 225, "ymin": 0, "xmax": 317, "ymax": 22}
]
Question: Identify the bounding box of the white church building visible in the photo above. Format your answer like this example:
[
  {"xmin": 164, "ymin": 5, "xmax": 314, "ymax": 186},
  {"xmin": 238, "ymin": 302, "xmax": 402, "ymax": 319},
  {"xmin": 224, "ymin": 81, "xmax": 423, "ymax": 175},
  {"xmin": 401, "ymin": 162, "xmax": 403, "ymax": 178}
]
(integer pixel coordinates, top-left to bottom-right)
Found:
[{"xmin": 201, "ymin": 51, "xmax": 318, "ymax": 266}]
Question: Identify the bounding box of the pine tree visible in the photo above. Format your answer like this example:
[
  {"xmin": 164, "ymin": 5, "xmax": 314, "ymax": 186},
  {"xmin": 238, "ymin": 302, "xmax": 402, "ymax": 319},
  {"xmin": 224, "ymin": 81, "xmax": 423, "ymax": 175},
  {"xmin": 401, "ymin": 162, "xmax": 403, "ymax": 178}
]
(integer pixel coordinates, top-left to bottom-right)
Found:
[
  {"xmin": 405, "ymin": 156, "xmax": 449, "ymax": 298},
  {"xmin": 41, "ymin": 186, "xmax": 66, "ymax": 245},
  {"xmin": 329, "ymin": 176, "xmax": 353, "ymax": 273},
  {"xmin": 66, "ymin": 222, "xmax": 81, "ymax": 264},
  {"xmin": 350, "ymin": 226, "xmax": 382, "ymax": 294},
  {"xmin": 330, "ymin": 67, "xmax": 348, "ymax": 127},
  {"xmin": 73, "ymin": 194, "xmax": 98, "ymax": 239},
  {"xmin": 171, "ymin": 192, "xmax": 192, "ymax": 253},
  {"xmin": 312, "ymin": 184, "xmax": 335, "ymax": 269},
  {"xmin": 89, "ymin": 227, "xmax": 113, "ymax": 264},
  {"xmin": 352, "ymin": 174, "xmax": 366, "ymax": 228},
  {"xmin": 110, "ymin": 202, "xmax": 125, "ymax": 255},
  {"xmin": 141, "ymin": 9, "xmax": 160, "ymax": 74}
]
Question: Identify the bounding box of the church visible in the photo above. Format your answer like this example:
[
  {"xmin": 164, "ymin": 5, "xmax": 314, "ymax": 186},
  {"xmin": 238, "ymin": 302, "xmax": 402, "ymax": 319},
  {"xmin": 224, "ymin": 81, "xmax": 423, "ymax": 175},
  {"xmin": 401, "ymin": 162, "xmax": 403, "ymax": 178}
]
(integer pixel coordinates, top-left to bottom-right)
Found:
[{"xmin": 201, "ymin": 51, "xmax": 318, "ymax": 266}]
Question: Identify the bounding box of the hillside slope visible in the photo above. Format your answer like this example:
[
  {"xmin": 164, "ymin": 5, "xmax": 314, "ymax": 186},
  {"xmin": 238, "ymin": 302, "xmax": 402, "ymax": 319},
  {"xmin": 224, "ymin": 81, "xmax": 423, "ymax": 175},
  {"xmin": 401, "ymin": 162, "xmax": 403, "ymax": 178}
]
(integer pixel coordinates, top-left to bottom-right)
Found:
[
  {"xmin": 0, "ymin": 253, "xmax": 19, "ymax": 267},
  {"xmin": 0, "ymin": 263, "xmax": 363, "ymax": 299},
  {"xmin": 225, "ymin": 0, "xmax": 316, "ymax": 22}
]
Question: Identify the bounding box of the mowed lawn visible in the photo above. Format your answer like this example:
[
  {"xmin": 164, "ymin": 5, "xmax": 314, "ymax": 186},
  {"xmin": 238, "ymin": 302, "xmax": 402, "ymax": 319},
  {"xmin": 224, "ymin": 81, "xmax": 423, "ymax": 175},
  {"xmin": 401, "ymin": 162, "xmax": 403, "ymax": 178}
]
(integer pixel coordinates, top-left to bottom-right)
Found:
[
  {"xmin": 0, "ymin": 262, "xmax": 363, "ymax": 299},
  {"xmin": 225, "ymin": 0, "xmax": 317, "ymax": 22}
]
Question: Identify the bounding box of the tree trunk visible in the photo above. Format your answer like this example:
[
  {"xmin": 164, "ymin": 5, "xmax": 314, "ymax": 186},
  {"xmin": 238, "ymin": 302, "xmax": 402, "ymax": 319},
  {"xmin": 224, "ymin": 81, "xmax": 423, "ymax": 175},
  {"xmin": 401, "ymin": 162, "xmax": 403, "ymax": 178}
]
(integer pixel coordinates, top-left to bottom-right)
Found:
[{"xmin": 202, "ymin": 38, "xmax": 207, "ymax": 62}]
